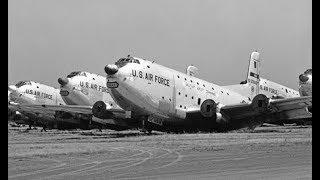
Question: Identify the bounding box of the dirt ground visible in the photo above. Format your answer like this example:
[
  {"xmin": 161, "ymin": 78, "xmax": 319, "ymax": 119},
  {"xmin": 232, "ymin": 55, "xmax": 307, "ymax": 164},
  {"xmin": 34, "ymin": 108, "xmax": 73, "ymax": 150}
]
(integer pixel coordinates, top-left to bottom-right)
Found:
[{"xmin": 8, "ymin": 124, "xmax": 312, "ymax": 180}]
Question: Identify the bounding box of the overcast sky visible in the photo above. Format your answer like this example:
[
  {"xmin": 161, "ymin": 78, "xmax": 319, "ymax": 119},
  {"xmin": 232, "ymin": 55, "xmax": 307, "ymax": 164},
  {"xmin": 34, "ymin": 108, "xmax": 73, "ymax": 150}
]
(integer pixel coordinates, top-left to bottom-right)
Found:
[{"xmin": 8, "ymin": 0, "xmax": 311, "ymax": 90}]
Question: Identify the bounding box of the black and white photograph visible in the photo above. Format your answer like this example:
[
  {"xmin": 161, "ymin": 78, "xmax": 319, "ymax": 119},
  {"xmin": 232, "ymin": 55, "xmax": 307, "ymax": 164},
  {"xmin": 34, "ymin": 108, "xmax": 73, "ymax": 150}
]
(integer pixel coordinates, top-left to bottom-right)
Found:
[{"xmin": 8, "ymin": 0, "xmax": 312, "ymax": 179}]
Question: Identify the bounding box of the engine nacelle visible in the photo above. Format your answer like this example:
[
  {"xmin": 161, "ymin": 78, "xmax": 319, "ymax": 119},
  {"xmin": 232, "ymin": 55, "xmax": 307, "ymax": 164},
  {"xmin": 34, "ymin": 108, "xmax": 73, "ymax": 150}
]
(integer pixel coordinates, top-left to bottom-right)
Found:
[
  {"xmin": 92, "ymin": 101, "xmax": 114, "ymax": 119},
  {"xmin": 251, "ymin": 94, "xmax": 269, "ymax": 113},
  {"xmin": 200, "ymin": 99, "xmax": 226, "ymax": 123}
]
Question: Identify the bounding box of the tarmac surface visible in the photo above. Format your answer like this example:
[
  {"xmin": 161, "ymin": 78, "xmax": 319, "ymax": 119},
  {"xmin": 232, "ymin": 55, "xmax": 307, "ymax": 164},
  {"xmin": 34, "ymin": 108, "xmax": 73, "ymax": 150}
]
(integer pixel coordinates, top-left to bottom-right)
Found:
[{"xmin": 8, "ymin": 125, "xmax": 312, "ymax": 180}]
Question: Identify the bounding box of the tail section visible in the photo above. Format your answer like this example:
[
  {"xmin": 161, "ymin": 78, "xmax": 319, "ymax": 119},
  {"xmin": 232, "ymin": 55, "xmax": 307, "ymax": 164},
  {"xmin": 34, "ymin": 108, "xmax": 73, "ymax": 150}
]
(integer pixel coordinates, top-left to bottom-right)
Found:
[{"xmin": 246, "ymin": 51, "xmax": 261, "ymax": 100}]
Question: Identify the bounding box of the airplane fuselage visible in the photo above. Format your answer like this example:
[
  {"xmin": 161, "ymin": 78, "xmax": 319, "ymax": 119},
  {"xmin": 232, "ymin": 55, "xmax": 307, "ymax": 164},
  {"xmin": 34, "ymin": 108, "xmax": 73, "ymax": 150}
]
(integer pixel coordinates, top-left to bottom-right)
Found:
[
  {"xmin": 223, "ymin": 78, "xmax": 300, "ymax": 100},
  {"xmin": 8, "ymin": 81, "xmax": 66, "ymax": 126},
  {"xmin": 59, "ymin": 72, "xmax": 116, "ymax": 107},
  {"xmin": 107, "ymin": 58, "xmax": 251, "ymax": 131},
  {"xmin": 9, "ymin": 81, "xmax": 65, "ymax": 107}
]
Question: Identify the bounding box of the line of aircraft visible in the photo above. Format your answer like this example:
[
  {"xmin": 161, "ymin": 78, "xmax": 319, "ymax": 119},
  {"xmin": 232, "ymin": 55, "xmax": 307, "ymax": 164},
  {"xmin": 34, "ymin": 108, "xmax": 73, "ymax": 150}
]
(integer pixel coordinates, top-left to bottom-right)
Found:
[{"xmin": 8, "ymin": 51, "xmax": 312, "ymax": 133}]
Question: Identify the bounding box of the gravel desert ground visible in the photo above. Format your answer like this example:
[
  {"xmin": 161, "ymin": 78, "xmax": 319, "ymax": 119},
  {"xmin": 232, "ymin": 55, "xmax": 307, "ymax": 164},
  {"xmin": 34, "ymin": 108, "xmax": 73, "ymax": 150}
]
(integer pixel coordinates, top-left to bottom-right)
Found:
[{"xmin": 8, "ymin": 124, "xmax": 312, "ymax": 180}]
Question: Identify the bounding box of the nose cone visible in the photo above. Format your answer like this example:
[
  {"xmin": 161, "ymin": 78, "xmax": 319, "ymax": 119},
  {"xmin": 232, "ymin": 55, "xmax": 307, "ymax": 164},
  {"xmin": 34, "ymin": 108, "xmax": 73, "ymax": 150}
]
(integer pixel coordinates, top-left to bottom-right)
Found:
[
  {"xmin": 8, "ymin": 85, "xmax": 19, "ymax": 101},
  {"xmin": 8, "ymin": 85, "xmax": 17, "ymax": 92},
  {"xmin": 299, "ymin": 74, "xmax": 309, "ymax": 83},
  {"xmin": 58, "ymin": 78, "xmax": 69, "ymax": 86},
  {"xmin": 104, "ymin": 64, "xmax": 118, "ymax": 75}
]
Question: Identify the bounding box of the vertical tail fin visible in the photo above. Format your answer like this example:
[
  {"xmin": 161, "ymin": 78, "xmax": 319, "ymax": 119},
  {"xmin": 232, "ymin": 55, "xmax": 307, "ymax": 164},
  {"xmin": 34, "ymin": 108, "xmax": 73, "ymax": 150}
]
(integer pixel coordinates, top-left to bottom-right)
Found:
[{"xmin": 246, "ymin": 51, "xmax": 261, "ymax": 100}]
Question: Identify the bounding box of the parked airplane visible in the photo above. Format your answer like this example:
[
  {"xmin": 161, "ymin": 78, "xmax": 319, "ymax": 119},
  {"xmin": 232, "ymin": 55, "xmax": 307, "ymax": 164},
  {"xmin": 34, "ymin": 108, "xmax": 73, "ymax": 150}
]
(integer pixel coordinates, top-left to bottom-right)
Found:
[
  {"xmin": 197, "ymin": 52, "xmax": 311, "ymax": 126},
  {"xmin": 299, "ymin": 69, "xmax": 312, "ymax": 116},
  {"xmin": 299, "ymin": 69, "xmax": 312, "ymax": 97},
  {"xmin": 8, "ymin": 81, "xmax": 63, "ymax": 129},
  {"xmin": 53, "ymin": 71, "xmax": 140, "ymax": 130},
  {"xmin": 225, "ymin": 53, "xmax": 311, "ymax": 125},
  {"xmin": 96, "ymin": 55, "xmax": 311, "ymax": 132},
  {"xmin": 8, "ymin": 80, "xmax": 92, "ymax": 130},
  {"xmin": 13, "ymin": 71, "xmax": 143, "ymax": 131},
  {"xmin": 223, "ymin": 52, "xmax": 300, "ymax": 100}
]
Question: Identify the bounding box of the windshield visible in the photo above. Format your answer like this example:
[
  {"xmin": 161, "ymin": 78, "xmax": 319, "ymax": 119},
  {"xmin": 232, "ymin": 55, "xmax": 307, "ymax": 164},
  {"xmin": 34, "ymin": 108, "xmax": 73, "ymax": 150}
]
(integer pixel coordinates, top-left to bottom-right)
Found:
[
  {"xmin": 15, "ymin": 81, "xmax": 32, "ymax": 88},
  {"xmin": 304, "ymin": 69, "xmax": 312, "ymax": 75},
  {"xmin": 67, "ymin": 71, "xmax": 81, "ymax": 78},
  {"xmin": 115, "ymin": 56, "xmax": 140, "ymax": 68}
]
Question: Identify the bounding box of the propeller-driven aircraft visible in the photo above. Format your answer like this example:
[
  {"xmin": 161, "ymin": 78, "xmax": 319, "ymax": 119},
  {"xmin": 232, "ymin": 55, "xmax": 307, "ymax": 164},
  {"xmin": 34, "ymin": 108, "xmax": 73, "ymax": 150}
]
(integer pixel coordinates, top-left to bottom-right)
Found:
[
  {"xmin": 96, "ymin": 54, "xmax": 311, "ymax": 132},
  {"xmin": 299, "ymin": 69, "xmax": 312, "ymax": 116},
  {"xmin": 299, "ymin": 69, "xmax": 312, "ymax": 97},
  {"xmin": 8, "ymin": 81, "xmax": 65, "ymax": 130},
  {"xmin": 26, "ymin": 71, "xmax": 141, "ymax": 131},
  {"xmin": 8, "ymin": 80, "xmax": 94, "ymax": 130},
  {"xmin": 221, "ymin": 52, "xmax": 311, "ymax": 125},
  {"xmin": 223, "ymin": 52, "xmax": 300, "ymax": 100}
]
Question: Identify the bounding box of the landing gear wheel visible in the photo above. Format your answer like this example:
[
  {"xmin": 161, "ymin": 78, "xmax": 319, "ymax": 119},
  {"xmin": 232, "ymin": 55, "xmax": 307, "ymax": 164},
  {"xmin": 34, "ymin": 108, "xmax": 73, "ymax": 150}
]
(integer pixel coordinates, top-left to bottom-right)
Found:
[{"xmin": 141, "ymin": 116, "xmax": 152, "ymax": 134}]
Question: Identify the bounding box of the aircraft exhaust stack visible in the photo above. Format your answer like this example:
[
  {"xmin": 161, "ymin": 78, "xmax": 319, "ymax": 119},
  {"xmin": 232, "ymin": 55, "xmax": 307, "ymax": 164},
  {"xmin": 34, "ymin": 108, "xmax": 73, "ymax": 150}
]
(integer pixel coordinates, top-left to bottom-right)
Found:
[
  {"xmin": 105, "ymin": 64, "xmax": 118, "ymax": 75},
  {"xmin": 58, "ymin": 78, "xmax": 69, "ymax": 86}
]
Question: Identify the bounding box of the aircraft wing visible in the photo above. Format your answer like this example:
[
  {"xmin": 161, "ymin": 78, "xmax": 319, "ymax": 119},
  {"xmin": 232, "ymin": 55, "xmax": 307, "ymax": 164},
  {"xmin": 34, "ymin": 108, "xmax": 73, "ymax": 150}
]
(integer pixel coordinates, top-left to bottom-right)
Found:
[
  {"xmin": 187, "ymin": 95, "xmax": 312, "ymax": 128},
  {"xmin": 28, "ymin": 104, "xmax": 93, "ymax": 115},
  {"xmin": 8, "ymin": 102, "xmax": 56, "ymax": 117},
  {"xmin": 268, "ymin": 96, "xmax": 312, "ymax": 120},
  {"xmin": 11, "ymin": 103, "xmax": 127, "ymax": 119},
  {"xmin": 221, "ymin": 95, "xmax": 312, "ymax": 120}
]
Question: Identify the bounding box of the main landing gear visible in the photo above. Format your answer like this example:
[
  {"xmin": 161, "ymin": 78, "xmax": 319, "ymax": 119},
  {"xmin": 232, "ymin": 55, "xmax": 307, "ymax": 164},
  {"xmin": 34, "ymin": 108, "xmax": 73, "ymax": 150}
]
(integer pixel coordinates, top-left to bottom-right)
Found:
[
  {"xmin": 140, "ymin": 116, "xmax": 152, "ymax": 134},
  {"xmin": 41, "ymin": 125, "xmax": 47, "ymax": 132}
]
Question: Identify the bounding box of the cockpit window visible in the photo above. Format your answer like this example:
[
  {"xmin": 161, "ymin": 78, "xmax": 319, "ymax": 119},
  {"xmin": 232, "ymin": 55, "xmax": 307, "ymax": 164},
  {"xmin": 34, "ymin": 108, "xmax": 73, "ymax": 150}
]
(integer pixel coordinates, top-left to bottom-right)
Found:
[
  {"xmin": 15, "ymin": 81, "xmax": 31, "ymax": 88},
  {"xmin": 115, "ymin": 58, "xmax": 130, "ymax": 68},
  {"xmin": 80, "ymin": 72, "xmax": 87, "ymax": 76},
  {"xmin": 115, "ymin": 56, "xmax": 140, "ymax": 68},
  {"xmin": 133, "ymin": 59, "xmax": 140, "ymax": 64},
  {"xmin": 304, "ymin": 69, "xmax": 312, "ymax": 75},
  {"xmin": 67, "ymin": 71, "xmax": 81, "ymax": 78}
]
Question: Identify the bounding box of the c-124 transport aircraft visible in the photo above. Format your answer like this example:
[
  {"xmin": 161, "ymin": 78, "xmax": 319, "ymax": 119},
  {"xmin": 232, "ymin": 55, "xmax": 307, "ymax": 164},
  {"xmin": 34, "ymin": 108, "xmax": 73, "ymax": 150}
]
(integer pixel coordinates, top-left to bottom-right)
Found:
[
  {"xmin": 8, "ymin": 81, "xmax": 67, "ymax": 129},
  {"xmin": 8, "ymin": 80, "xmax": 100, "ymax": 130},
  {"xmin": 95, "ymin": 55, "xmax": 311, "ymax": 132}
]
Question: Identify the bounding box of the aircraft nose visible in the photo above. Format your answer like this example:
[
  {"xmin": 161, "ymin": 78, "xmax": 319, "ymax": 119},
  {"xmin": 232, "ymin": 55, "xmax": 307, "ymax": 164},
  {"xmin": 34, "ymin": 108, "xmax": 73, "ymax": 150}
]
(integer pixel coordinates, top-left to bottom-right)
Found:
[
  {"xmin": 104, "ymin": 64, "xmax": 118, "ymax": 75},
  {"xmin": 58, "ymin": 78, "xmax": 69, "ymax": 86},
  {"xmin": 8, "ymin": 85, "xmax": 19, "ymax": 100},
  {"xmin": 299, "ymin": 74, "xmax": 309, "ymax": 83},
  {"xmin": 8, "ymin": 85, "xmax": 17, "ymax": 92}
]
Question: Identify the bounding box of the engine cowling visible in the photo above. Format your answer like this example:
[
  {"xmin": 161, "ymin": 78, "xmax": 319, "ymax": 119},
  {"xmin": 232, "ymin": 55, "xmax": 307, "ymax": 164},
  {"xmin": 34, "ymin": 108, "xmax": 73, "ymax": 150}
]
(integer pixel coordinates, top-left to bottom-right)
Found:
[
  {"xmin": 251, "ymin": 94, "xmax": 269, "ymax": 113},
  {"xmin": 200, "ymin": 99, "xmax": 226, "ymax": 123},
  {"xmin": 92, "ymin": 101, "xmax": 114, "ymax": 119}
]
